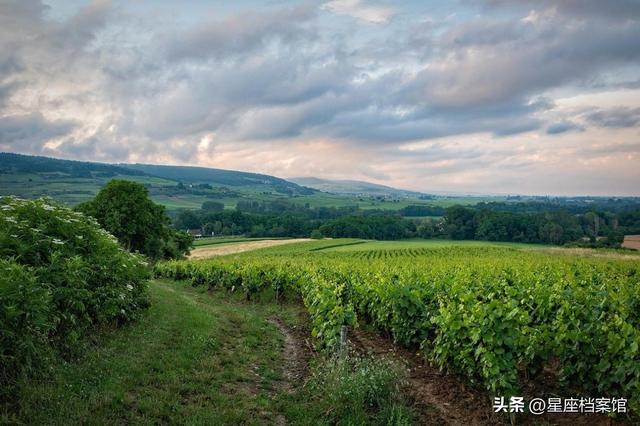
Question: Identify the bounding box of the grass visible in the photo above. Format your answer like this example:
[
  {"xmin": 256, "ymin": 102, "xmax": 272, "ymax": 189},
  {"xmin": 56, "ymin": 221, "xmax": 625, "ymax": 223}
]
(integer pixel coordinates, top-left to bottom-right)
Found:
[
  {"xmin": 6, "ymin": 279, "xmax": 413, "ymax": 425},
  {"xmin": 7, "ymin": 280, "xmax": 296, "ymax": 424}
]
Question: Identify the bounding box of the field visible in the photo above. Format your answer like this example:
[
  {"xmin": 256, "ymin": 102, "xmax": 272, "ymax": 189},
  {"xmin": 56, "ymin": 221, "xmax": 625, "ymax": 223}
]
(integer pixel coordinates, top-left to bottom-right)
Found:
[
  {"xmin": 155, "ymin": 239, "xmax": 640, "ymax": 422},
  {"xmin": 8, "ymin": 237, "xmax": 640, "ymax": 424},
  {"xmin": 189, "ymin": 238, "xmax": 312, "ymax": 259},
  {"xmin": 193, "ymin": 236, "xmax": 289, "ymax": 247},
  {"xmin": 313, "ymin": 239, "xmax": 551, "ymax": 252},
  {"xmin": 623, "ymin": 235, "xmax": 640, "ymax": 251}
]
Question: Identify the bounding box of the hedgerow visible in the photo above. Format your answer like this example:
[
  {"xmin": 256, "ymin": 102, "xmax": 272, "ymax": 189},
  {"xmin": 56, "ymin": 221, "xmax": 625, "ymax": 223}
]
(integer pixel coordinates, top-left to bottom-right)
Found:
[
  {"xmin": 155, "ymin": 247, "xmax": 640, "ymax": 412},
  {"xmin": 0, "ymin": 197, "xmax": 149, "ymax": 395}
]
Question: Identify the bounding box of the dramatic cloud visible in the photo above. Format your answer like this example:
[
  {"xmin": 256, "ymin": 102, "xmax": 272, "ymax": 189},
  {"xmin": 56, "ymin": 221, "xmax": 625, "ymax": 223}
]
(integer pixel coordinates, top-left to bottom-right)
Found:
[
  {"xmin": 0, "ymin": 0, "xmax": 639, "ymax": 195},
  {"xmin": 0, "ymin": 113, "xmax": 76, "ymax": 151}
]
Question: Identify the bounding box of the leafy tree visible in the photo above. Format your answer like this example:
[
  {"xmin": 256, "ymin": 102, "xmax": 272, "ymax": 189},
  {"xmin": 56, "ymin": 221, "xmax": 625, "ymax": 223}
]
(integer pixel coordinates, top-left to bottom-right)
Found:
[
  {"xmin": 175, "ymin": 210, "xmax": 202, "ymax": 230},
  {"xmin": 77, "ymin": 180, "xmax": 192, "ymax": 259},
  {"xmin": 201, "ymin": 200, "xmax": 224, "ymax": 211}
]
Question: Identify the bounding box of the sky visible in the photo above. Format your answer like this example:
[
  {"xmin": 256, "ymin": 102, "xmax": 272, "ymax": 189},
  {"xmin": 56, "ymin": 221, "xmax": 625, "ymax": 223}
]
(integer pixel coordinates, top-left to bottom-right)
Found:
[{"xmin": 1, "ymin": 0, "xmax": 639, "ymax": 196}]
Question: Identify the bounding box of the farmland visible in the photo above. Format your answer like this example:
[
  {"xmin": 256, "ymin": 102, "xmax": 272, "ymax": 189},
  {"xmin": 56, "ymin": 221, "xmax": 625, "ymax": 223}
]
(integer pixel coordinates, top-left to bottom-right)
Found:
[
  {"xmin": 4, "ymin": 210, "xmax": 640, "ymax": 424},
  {"xmin": 155, "ymin": 239, "xmax": 640, "ymax": 421}
]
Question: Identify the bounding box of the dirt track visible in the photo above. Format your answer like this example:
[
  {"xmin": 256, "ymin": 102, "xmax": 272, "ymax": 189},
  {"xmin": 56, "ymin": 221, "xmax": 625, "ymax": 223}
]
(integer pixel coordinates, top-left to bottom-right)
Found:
[{"xmin": 189, "ymin": 239, "xmax": 311, "ymax": 259}]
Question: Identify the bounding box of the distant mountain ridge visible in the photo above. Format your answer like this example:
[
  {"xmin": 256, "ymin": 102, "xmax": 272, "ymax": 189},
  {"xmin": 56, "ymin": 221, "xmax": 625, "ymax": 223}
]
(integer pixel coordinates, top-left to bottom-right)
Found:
[
  {"xmin": 0, "ymin": 152, "xmax": 315, "ymax": 196},
  {"xmin": 288, "ymin": 177, "xmax": 427, "ymax": 198},
  {"xmin": 0, "ymin": 152, "xmax": 146, "ymax": 177},
  {"xmin": 120, "ymin": 163, "xmax": 314, "ymax": 195}
]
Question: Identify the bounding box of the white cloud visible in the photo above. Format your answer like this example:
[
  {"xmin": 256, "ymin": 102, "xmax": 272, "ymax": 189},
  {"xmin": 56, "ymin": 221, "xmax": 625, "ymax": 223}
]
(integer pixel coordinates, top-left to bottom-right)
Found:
[{"xmin": 322, "ymin": 0, "xmax": 394, "ymax": 24}]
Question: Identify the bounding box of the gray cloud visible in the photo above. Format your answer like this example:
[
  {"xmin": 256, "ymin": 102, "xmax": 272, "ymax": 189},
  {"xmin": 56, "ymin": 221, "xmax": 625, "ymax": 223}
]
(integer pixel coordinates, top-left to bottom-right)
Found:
[
  {"xmin": 546, "ymin": 121, "xmax": 584, "ymax": 135},
  {"xmin": 163, "ymin": 4, "xmax": 317, "ymax": 62},
  {"xmin": 405, "ymin": 18, "xmax": 640, "ymax": 110},
  {"xmin": 585, "ymin": 107, "xmax": 640, "ymax": 128},
  {"xmin": 0, "ymin": 113, "xmax": 76, "ymax": 152},
  {"xmin": 481, "ymin": 0, "xmax": 640, "ymax": 20}
]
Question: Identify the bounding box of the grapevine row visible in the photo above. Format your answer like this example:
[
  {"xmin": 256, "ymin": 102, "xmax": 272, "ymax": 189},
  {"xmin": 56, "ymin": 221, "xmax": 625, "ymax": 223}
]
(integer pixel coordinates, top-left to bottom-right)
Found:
[{"xmin": 154, "ymin": 247, "xmax": 640, "ymax": 411}]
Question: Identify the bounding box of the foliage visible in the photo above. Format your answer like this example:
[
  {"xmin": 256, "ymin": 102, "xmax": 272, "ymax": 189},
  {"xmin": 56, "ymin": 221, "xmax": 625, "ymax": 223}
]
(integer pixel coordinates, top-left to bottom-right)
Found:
[
  {"xmin": 77, "ymin": 180, "xmax": 193, "ymax": 259},
  {"xmin": 398, "ymin": 204, "xmax": 446, "ymax": 217},
  {"xmin": 0, "ymin": 196, "xmax": 150, "ymax": 396},
  {"xmin": 310, "ymin": 229, "xmax": 323, "ymax": 239},
  {"xmin": 156, "ymin": 246, "xmax": 640, "ymax": 412},
  {"xmin": 201, "ymin": 200, "xmax": 224, "ymax": 211},
  {"xmin": 318, "ymin": 215, "xmax": 411, "ymax": 240},
  {"xmin": 444, "ymin": 205, "xmax": 629, "ymax": 246}
]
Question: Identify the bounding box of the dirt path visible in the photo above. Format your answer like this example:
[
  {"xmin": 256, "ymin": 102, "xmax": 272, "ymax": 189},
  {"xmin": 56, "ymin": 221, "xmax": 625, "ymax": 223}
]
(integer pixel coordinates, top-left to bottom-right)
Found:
[
  {"xmin": 267, "ymin": 317, "xmax": 312, "ymax": 394},
  {"xmin": 268, "ymin": 316, "xmax": 314, "ymax": 426},
  {"xmin": 189, "ymin": 239, "xmax": 312, "ymax": 259}
]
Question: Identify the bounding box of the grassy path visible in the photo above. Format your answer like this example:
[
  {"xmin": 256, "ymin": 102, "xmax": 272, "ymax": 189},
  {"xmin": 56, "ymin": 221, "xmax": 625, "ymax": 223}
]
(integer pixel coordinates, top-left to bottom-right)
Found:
[{"xmin": 11, "ymin": 280, "xmax": 308, "ymax": 425}]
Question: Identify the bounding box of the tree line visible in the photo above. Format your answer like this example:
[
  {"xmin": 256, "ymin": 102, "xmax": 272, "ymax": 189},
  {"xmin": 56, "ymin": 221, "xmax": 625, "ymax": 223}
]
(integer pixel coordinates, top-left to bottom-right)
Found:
[{"xmin": 172, "ymin": 199, "xmax": 640, "ymax": 246}]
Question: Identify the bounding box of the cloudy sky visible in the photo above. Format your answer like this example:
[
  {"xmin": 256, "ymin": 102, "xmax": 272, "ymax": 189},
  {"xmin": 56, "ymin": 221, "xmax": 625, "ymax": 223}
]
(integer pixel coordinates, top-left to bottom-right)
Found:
[{"xmin": 1, "ymin": 0, "xmax": 639, "ymax": 195}]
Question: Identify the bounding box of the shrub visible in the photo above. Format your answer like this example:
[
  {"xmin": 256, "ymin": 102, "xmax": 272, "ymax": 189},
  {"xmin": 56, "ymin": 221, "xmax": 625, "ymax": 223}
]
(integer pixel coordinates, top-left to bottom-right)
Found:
[
  {"xmin": 310, "ymin": 229, "xmax": 323, "ymax": 239},
  {"xmin": 0, "ymin": 196, "xmax": 150, "ymax": 395}
]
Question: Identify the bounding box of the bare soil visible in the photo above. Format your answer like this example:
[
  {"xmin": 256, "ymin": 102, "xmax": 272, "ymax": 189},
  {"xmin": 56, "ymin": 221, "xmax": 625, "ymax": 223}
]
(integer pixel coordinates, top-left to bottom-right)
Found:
[
  {"xmin": 622, "ymin": 235, "xmax": 640, "ymax": 251},
  {"xmin": 539, "ymin": 247, "xmax": 640, "ymax": 260},
  {"xmin": 189, "ymin": 239, "xmax": 312, "ymax": 259},
  {"xmin": 267, "ymin": 316, "xmax": 313, "ymax": 393}
]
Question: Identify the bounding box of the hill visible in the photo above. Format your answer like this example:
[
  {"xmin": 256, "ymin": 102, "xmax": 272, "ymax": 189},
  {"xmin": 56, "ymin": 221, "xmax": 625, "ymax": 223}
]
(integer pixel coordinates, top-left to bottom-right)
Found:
[
  {"xmin": 0, "ymin": 153, "xmax": 315, "ymax": 208},
  {"xmin": 288, "ymin": 177, "xmax": 428, "ymax": 198},
  {"xmin": 120, "ymin": 163, "xmax": 314, "ymax": 195},
  {"xmin": 0, "ymin": 152, "xmax": 501, "ymax": 211}
]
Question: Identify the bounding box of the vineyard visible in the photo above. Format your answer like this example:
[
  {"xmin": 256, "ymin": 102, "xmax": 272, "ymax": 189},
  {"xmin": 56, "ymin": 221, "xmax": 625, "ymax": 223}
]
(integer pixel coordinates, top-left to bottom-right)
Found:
[{"xmin": 155, "ymin": 245, "xmax": 640, "ymax": 413}]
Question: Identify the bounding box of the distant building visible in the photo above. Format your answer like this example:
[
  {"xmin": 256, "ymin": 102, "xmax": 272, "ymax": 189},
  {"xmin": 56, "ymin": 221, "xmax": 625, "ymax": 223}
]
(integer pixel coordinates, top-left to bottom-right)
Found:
[
  {"xmin": 187, "ymin": 229, "xmax": 203, "ymax": 238},
  {"xmin": 622, "ymin": 235, "xmax": 640, "ymax": 250}
]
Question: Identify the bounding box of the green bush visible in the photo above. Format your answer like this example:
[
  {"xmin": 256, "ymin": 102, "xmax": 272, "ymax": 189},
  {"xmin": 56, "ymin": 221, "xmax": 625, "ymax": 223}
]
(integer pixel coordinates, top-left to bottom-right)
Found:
[{"xmin": 0, "ymin": 196, "xmax": 150, "ymax": 395}]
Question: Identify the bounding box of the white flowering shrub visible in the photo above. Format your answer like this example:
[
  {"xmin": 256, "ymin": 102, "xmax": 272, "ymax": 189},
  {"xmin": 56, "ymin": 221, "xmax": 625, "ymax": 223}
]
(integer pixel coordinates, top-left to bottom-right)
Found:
[{"xmin": 0, "ymin": 197, "xmax": 150, "ymax": 393}]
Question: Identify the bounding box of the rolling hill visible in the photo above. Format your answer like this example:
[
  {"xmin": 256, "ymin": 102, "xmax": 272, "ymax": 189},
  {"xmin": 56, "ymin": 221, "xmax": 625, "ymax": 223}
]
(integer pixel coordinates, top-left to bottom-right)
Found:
[
  {"xmin": 288, "ymin": 177, "xmax": 429, "ymax": 198},
  {"xmin": 120, "ymin": 163, "xmax": 314, "ymax": 195},
  {"xmin": 0, "ymin": 153, "xmax": 316, "ymax": 208},
  {"xmin": 1, "ymin": 152, "xmax": 482, "ymax": 211}
]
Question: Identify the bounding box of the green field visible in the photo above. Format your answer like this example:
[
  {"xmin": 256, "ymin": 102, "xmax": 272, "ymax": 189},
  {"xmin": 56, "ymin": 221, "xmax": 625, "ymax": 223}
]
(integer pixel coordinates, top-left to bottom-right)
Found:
[{"xmin": 313, "ymin": 238, "xmax": 550, "ymax": 252}]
